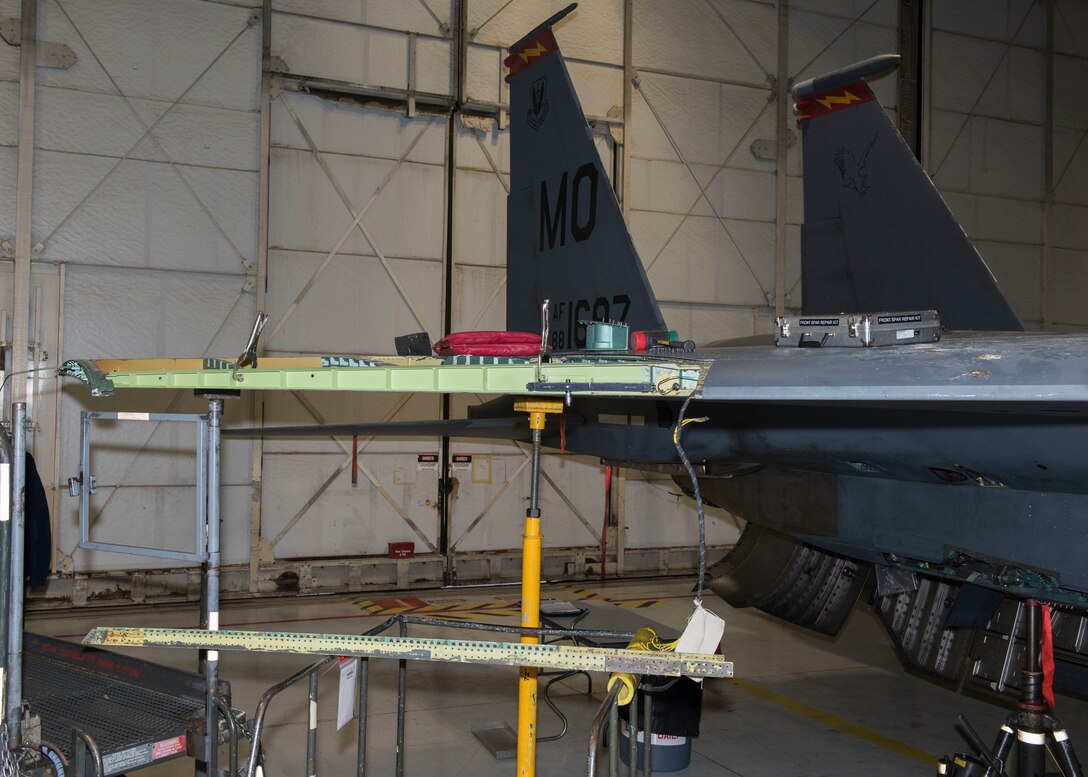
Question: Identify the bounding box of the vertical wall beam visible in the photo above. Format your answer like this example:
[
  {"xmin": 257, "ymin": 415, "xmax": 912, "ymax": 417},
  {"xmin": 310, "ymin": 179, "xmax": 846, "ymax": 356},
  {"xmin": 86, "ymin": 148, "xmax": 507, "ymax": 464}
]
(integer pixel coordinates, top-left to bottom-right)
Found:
[
  {"xmin": 919, "ymin": 0, "xmax": 933, "ymax": 168},
  {"xmin": 13, "ymin": 0, "xmax": 37, "ymax": 405},
  {"xmin": 1042, "ymin": 0, "xmax": 1054, "ymax": 330},
  {"xmin": 620, "ymin": 0, "xmax": 634, "ymax": 218},
  {"xmin": 439, "ymin": 0, "xmax": 466, "ymax": 577},
  {"xmin": 249, "ymin": 0, "xmax": 272, "ymax": 591},
  {"xmin": 773, "ymin": 0, "xmax": 789, "ymax": 318},
  {"xmin": 614, "ymin": 468, "xmax": 626, "ymax": 575},
  {"xmin": 897, "ymin": 0, "xmax": 924, "ymax": 159}
]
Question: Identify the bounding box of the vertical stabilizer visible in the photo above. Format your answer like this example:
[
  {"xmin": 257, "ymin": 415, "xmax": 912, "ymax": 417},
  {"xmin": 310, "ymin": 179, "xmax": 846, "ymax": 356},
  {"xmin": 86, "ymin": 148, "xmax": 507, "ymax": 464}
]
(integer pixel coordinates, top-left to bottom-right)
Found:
[
  {"xmin": 793, "ymin": 56, "xmax": 1022, "ymax": 331},
  {"xmin": 504, "ymin": 5, "xmax": 666, "ymax": 349}
]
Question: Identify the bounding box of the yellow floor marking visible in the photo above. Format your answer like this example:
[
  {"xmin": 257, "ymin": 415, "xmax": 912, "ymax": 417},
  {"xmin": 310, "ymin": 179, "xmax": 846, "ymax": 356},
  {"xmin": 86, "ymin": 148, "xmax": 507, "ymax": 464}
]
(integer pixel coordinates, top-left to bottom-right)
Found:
[
  {"xmin": 727, "ymin": 678, "xmax": 939, "ymax": 766},
  {"xmin": 354, "ymin": 596, "xmax": 520, "ymax": 617},
  {"xmin": 557, "ymin": 584, "xmax": 663, "ymax": 608}
]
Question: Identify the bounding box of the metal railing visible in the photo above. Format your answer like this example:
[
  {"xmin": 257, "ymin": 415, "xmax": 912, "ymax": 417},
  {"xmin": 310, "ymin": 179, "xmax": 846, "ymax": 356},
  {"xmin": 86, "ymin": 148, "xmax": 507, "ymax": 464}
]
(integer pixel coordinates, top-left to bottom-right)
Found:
[
  {"xmin": 586, "ymin": 682, "xmax": 655, "ymax": 777},
  {"xmin": 245, "ymin": 614, "xmax": 637, "ymax": 777}
]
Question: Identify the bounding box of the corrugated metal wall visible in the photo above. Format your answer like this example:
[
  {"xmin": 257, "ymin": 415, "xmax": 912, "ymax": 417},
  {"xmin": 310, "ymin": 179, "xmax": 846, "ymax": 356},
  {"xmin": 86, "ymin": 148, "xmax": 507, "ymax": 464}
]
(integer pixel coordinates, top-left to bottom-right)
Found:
[{"xmin": 3, "ymin": 0, "xmax": 1084, "ymax": 601}]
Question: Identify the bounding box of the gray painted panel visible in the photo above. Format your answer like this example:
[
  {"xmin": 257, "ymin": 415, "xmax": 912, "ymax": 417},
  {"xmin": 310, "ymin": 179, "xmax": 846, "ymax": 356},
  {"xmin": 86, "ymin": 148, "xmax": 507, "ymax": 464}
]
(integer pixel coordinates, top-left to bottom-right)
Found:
[
  {"xmin": 469, "ymin": 0, "xmax": 624, "ymax": 65},
  {"xmin": 457, "ymin": 118, "xmax": 510, "ymax": 174},
  {"xmin": 942, "ymin": 191, "xmax": 1043, "ymax": 247},
  {"xmin": 1054, "ymin": 2, "xmax": 1088, "ymax": 56},
  {"xmin": 63, "ymin": 265, "xmax": 255, "ymax": 358},
  {"xmin": 37, "ymin": 0, "xmax": 260, "ymax": 109},
  {"xmin": 563, "ymin": 60, "xmax": 624, "ymax": 121},
  {"xmin": 0, "ymin": 0, "xmax": 17, "ymax": 81},
  {"xmin": 631, "ymin": 74, "xmax": 773, "ymax": 167},
  {"xmin": 791, "ymin": 0, "xmax": 897, "ymax": 25},
  {"xmin": 416, "ymin": 35, "xmax": 455, "ymax": 96},
  {"xmin": 1054, "ymin": 53, "xmax": 1088, "ymax": 130},
  {"xmin": 0, "ymin": 81, "xmax": 16, "ymax": 145},
  {"xmin": 265, "ymin": 250, "xmax": 443, "ymax": 351},
  {"xmin": 658, "ymin": 303, "xmax": 765, "ymax": 340},
  {"xmin": 61, "ymin": 485, "xmax": 251, "ymax": 571},
  {"xmin": 272, "ymin": 93, "xmax": 447, "ymax": 163},
  {"xmin": 634, "ymin": 0, "xmax": 774, "ymax": 80},
  {"xmin": 36, "ymin": 87, "xmax": 259, "ymax": 171},
  {"xmin": 1055, "ymin": 126, "xmax": 1088, "ymax": 206},
  {"xmin": 0, "ymin": 148, "xmax": 13, "ymax": 241},
  {"xmin": 1050, "ymin": 248, "xmax": 1088, "ymax": 327},
  {"xmin": 258, "ymin": 392, "xmax": 442, "ymax": 454},
  {"xmin": 930, "ymin": 110, "xmax": 1044, "ymax": 199},
  {"xmin": 452, "ymin": 264, "xmax": 505, "ymax": 332},
  {"xmin": 453, "ymin": 169, "xmax": 507, "ymax": 269},
  {"xmin": 274, "ymin": 0, "xmax": 452, "ymax": 34},
  {"xmin": 637, "ymin": 212, "xmax": 773, "ymax": 308},
  {"xmin": 36, "ymin": 151, "xmax": 257, "ymax": 269},
  {"xmin": 464, "ymin": 43, "xmax": 504, "ymax": 106},
  {"xmin": 931, "ymin": 32, "xmax": 1043, "ymax": 122},
  {"xmin": 1054, "ymin": 203, "xmax": 1088, "ymax": 250},
  {"xmin": 259, "ymin": 452, "xmax": 440, "ymax": 557},
  {"xmin": 931, "ymin": 0, "xmax": 1043, "ymax": 49},
  {"xmin": 631, "ymin": 160, "xmax": 778, "ymax": 222},
  {"xmin": 272, "ymin": 14, "xmax": 409, "ymax": 88},
  {"xmin": 972, "ymin": 240, "xmax": 1042, "ymax": 324},
  {"xmin": 268, "ymin": 149, "xmax": 444, "ymax": 260},
  {"xmin": 790, "ymin": 12, "xmax": 897, "ymax": 83}
]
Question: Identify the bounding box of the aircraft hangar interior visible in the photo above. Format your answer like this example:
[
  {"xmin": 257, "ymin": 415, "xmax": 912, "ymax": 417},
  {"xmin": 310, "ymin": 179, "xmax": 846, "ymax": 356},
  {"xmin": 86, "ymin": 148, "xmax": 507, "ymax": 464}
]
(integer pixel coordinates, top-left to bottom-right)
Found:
[{"xmin": 1, "ymin": 0, "xmax": 1087, "ymax": 775}]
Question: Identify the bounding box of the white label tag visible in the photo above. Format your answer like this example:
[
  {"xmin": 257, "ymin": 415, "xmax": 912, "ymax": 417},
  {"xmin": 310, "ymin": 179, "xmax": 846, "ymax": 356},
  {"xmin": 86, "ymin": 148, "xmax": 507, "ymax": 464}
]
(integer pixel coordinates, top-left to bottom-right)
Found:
[
  {"xmin": 116, "ymin": 412, "xmax": 151, "ymax": 421},
  {"xmin": 676, "ymin": 602, "xmax": 725, "ymax": 682},
  {"xmin": 337, "ymin": 658, "xmax": 358, "ymax": 730}
]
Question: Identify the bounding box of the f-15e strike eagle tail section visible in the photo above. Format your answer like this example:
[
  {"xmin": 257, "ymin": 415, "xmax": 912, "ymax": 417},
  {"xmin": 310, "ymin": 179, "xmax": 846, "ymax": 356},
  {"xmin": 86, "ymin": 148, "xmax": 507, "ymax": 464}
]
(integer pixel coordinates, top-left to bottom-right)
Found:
[
  {"xmin": 503, "ymin": 4, "xmax": 666, "ymax": 347},
  {"xmin": 793, "ymin": 55, "xmax": 1022, "ymax": 331}
]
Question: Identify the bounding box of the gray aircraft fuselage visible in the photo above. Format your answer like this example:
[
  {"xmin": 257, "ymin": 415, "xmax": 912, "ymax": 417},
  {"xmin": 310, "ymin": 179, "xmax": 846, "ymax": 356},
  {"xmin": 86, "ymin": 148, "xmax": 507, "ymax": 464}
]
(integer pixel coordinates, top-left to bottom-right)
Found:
[{"xmin": 495, "ymin": 332, "xmax": 1088, "ymax": 602}]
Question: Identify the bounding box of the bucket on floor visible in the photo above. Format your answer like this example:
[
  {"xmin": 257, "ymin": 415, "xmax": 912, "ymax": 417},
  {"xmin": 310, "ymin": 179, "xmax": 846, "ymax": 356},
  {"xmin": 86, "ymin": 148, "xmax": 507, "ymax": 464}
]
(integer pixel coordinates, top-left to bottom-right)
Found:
[
  {"xmin": 616, "ymin": 677, "xmax": 702, "ymax": 772},
  {"xmin": 619, "ymin": 721, "xmax": 692, "ymax": 772}
]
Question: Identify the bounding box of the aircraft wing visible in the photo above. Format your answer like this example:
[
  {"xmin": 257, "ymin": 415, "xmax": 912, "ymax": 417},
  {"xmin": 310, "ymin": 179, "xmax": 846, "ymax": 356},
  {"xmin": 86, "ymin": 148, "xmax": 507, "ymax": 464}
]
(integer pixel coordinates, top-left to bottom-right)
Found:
[{"xmin": 697, "ymin": 333, "xmax": 1088, "ymax": 403}]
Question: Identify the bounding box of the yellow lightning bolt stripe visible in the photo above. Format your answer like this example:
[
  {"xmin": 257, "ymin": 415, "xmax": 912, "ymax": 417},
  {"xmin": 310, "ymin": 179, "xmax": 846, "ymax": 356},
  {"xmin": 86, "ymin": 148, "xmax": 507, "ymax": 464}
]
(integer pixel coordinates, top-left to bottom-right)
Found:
[
  {"xmin": 518, "ymin": 41, "xmax": 550, "ymax": 63},
  {"xmin": 816, "ymin": 90, "xmax": 861, "ymax": 109}
]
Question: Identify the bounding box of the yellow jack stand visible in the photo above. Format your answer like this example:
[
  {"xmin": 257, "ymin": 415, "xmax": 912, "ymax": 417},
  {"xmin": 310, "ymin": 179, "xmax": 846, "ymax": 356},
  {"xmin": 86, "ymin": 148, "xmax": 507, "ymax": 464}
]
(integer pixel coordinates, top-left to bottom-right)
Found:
[{"xmin": 514, "ymin": 398, "xmax": 564, "ymax": 777}]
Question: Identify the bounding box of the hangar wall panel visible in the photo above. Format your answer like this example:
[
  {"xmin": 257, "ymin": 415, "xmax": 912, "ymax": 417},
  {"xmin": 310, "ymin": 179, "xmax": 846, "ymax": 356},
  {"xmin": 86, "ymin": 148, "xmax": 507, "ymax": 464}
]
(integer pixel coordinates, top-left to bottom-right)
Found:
[
  {"xmin": 24, "ymin": 0, "xmax": 262, "ymax": 575},
  {"xmin": 929, "ymin": 0, "xmax": 1088, "ymax": 330},
  {"xmin": 262, "ymin": 83, "xmax": 446, "ymax": 560}
]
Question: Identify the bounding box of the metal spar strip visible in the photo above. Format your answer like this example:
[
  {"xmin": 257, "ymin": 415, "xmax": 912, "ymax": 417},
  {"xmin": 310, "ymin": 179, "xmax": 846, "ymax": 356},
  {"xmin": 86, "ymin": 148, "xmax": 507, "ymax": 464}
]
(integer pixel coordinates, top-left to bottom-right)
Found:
[
  {"xmin": 74, "ymin": 360, "xmax": 704, "ymax": 396},
  {"xmin": 83, "ymin": 627, "xmax": 733, "ymax": 678}
]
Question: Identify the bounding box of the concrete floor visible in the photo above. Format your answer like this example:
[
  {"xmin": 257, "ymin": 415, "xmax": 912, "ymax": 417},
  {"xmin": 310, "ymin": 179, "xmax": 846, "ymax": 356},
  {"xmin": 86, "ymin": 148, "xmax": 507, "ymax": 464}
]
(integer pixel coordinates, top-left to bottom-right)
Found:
[{"xmin": 26, "ymin": 577, "xmax": 1088, "ymax": 776}]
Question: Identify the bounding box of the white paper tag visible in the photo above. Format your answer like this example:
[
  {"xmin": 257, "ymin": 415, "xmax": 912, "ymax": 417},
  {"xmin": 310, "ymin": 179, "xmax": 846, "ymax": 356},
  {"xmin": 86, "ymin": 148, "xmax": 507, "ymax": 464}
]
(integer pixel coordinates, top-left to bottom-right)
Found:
[
  {"xmin": 675, "ymin": 602, "xmax": 725, "ymax": 682},
  {"xmin": 337, "ymin": 658, "xmax": 358, "ymax": 730}
]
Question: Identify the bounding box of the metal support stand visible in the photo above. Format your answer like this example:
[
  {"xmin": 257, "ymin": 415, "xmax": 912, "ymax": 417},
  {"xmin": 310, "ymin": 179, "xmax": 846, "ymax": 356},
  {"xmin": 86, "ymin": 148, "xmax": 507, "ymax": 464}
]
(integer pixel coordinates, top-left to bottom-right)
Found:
[
  {"xmin": 198, "ymin": 398, "xmax": 223, "ymax": 777},
  {"xmin": 514, "ymin": 399, "xmax": 564, "ymax": 777},
  {"xmin": 940, "ymin": 599, "xmax": 1084, "ymax": 777},
  {"xmin": 5, "ymin": 404, "xmax": 26, "ymax": 747},
  {"xmin": 0, "ymin": 423, "xmax": 9, "ymax": 733},
  {"xmin": 356, "ymin": 658, "xmax": 368, "ymax": 777},
  {"xmin": 396, "ymin": 619, "xmax": 407, "ymax": 777}
]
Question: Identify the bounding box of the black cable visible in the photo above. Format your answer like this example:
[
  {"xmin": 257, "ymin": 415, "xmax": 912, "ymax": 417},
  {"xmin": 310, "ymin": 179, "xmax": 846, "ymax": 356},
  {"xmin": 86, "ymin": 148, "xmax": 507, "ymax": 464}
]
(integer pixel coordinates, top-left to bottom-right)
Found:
[{"xmin": 672, "ymin": 395, "xmax": 707, "ymax": 603}]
